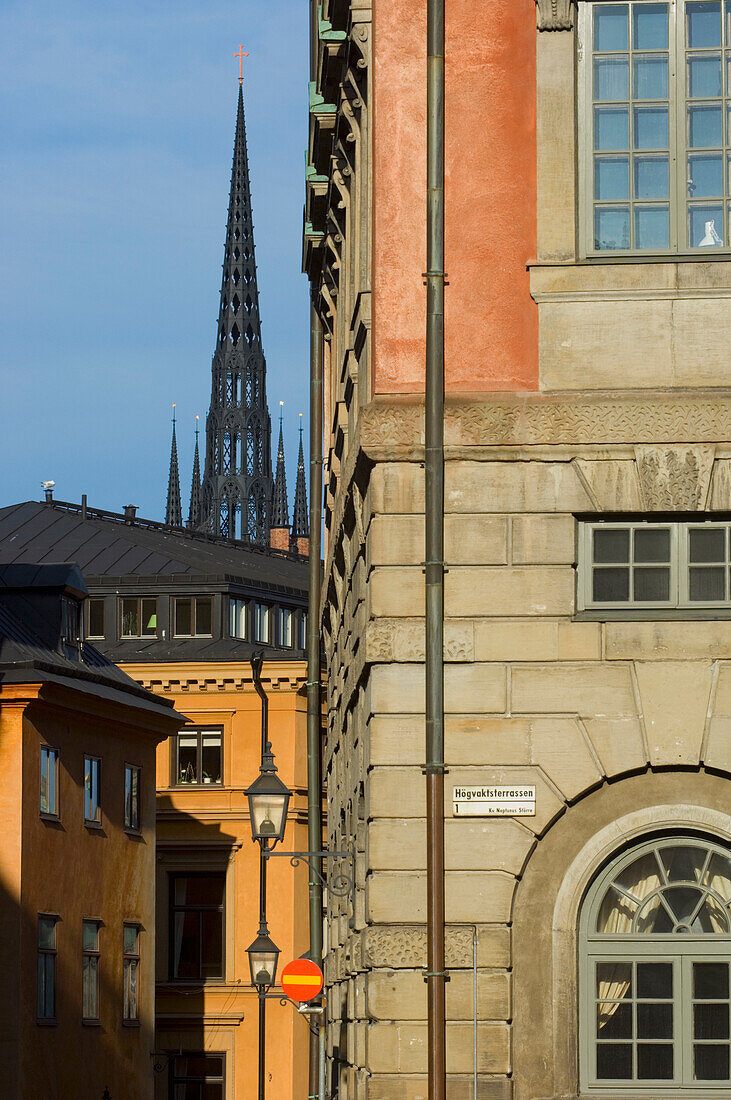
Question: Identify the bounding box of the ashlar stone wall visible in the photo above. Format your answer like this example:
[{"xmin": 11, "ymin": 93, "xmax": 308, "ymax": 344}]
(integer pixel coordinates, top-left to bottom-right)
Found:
[{"xmin": 321, "ymin": 394, "xmax": 731, "ymax": 1100}]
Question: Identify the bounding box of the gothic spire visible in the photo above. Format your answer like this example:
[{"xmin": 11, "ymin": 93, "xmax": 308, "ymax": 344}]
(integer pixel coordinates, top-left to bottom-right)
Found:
[
  {"xmin": 198, "ymin": 81, "xmax": 274, "ymax": 544},
  {"xmin": 166, "ymin": 405, "xmax": 182, "ymax": 527},
  {"xmin": 188, "ymin": 416, "xmax": 202, "ymax": 529},
  {"xmin": 291, "ymin": 415, "xmax": 309, "ymax": 550},
  {"xmin": 271, "ymin": 404, "xmax": 289, "ymax": 529}
]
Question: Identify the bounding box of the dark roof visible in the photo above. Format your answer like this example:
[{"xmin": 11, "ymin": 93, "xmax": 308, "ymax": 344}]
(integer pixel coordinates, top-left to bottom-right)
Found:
[
  {"xmin": 0, "ymin": 578, "xmax": 181, "ymax": 724},
  {"xmin": 0, "ymin": 562, "xmax": 87, "ymax": 599},
  {"xmin": 0, "ymin": 501, "xmax": 309, "ymax": 593}
]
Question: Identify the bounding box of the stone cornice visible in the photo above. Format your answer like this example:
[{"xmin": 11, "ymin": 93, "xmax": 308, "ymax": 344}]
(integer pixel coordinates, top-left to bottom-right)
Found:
[{"xmin": 120, "ymin": 659, "xmax": 307, "ymax": 696}]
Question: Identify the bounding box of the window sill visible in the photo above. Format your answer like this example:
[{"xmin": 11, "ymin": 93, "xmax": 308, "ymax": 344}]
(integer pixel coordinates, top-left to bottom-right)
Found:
[
  {"xmin": 82, "ymin": 1018, "xmax": 101, "ymax": 1027},
  {"xmin": 124, "ymin": 827, "xmax": 143, "ymax": 839},
  {"xmin": 122, "ymin": 1018, "xmax": 140, "ymax": 1028},
  {"xmin": 577, "ymin": 608, "xmax": 731, "ymax": 621},
  {"xmin": 84, "ymin": 820, "xmax": 104, "ymax": 832},
  {"xmin": 169, "ymin": 784, "xmax": 224, "ymax": 790},
  {"xmin": 36, "ymin": 1018, "xmax": 57, "ymax": 1027},
  {"xmin": 530, "ymin": 257, "xmax": 731, "ymax": 301},
  {"xmin": 39, "ymin": 812, "xmax": 62, "ymax": 827}
]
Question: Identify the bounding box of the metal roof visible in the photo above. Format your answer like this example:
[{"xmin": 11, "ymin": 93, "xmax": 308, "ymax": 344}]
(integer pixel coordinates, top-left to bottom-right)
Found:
[{"xmin": 0, "ymin": 501, "xmax": 309, "ymax": 592}]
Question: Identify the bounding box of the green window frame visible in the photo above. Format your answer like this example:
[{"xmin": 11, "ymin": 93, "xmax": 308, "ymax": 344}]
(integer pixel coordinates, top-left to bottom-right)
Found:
[
  {"xmin": 578, "ymin": 518, "xmax": 731, "ymax": 610},
  {"xmin": 579, "ymin": 0, "xmax": 731, "ymax": 255},
  {"xmin": 580, "ymin": 836, "xmax": 731, "ymax": 1094}
]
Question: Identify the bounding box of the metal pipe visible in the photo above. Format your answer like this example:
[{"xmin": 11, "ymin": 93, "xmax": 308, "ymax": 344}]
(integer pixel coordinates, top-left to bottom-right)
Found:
[
  {"xmin": 258, "ymin": 989, "xmax": 266, "ymax": 1100},
  {"xmin": 252, "ymin": 652, "xmax": 269, "ymax": 760},
  {"xmin": 307, "ymin": 300, "xmax": 325, "ymax": 1098},
  {"xmin": 425, "ymin": 0, "xmax": 446, "ymax": 1097}
]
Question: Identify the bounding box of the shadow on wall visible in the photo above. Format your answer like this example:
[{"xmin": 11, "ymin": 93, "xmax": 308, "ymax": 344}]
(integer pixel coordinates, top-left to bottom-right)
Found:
[{"xmin": 152, "ymin": 800, "xmax": 238, "ymax": 1100}]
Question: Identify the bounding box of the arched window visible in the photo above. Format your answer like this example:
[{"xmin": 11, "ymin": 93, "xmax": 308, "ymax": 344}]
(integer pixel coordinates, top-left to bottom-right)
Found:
[{"xmin": 580, "ymin": 835, "xmax": 731, "ymax": 1092}]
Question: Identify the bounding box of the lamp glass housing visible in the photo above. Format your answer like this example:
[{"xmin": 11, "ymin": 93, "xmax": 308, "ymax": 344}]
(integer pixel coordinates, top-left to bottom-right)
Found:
[
  {"xmin": 246, "ymin": 770, "xmax": 291, "ymax": 844},
  {"xmin": 247, "ymin": 933, "xmax": 280, "ymax": 989}
]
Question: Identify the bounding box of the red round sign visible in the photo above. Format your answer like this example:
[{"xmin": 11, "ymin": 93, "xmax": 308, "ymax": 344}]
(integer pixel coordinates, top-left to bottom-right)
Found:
[{"xmin": 280, "ymin": 958, "xmax": 324, "ymax": 1002}]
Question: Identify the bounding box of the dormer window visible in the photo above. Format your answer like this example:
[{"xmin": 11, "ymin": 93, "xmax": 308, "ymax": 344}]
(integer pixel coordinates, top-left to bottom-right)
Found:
[
  {"xmin": 60, "ymin": 596, "xmax": 81, "ymax": 653},
  {"xmin": 173, "ymin": 597, "xmax": 213, "ymax": 638},
  {"xmin": 120, "ymin": 598, "xmax": 157, "ymax": 639}
]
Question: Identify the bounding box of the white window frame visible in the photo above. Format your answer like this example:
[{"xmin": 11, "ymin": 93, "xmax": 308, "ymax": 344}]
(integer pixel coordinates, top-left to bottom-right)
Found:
[
  {"xmin": 579, "ymin": 0, "xmax": 731, "ymax": 257},
  {"xmin": 229, "ymin": 597, "xmax": 248, "ymax": 640},
  {"xmin": 578, "ymin": 518, "xmax": 731, "ymax": 611}
]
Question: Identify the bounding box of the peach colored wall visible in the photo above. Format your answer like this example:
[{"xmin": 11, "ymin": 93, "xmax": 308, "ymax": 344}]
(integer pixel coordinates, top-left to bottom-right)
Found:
[
  {"xmin": 0, "ymin": 682, "xmax": 172, "ymax": 1100},
  {"xmin": 126, "ymin": 660, "xmax": 310, "ymax": 1100},
  {"xmin": 372, "ymin": 0, "xmax": 538, "ymax": 394}
]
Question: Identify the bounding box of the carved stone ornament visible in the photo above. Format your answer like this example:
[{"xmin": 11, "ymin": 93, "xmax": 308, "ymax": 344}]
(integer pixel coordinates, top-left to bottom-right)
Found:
[
  {"xmin": 635, "ymin": 445, "xmax": 715, "ymax": 511},
  {"xmin": 536, "ymin": 0, "xmax": 576, "ymax": 30}
]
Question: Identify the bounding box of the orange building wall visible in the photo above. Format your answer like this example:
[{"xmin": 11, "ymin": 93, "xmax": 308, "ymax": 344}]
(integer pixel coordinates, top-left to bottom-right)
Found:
[
  {"xmin": 124, "ymin": 661, "xmax": 311, "ymax": 1100},
  {"xmin": 0, "ymin": 682, "xmax": 169, "ymax": 1100},
  {"xmin": 372, "ymin": 0, "xmax": 538, "ymax": 394}
]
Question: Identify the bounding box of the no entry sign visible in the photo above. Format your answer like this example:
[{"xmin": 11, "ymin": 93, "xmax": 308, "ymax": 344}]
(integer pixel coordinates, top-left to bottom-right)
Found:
[{"xmin": 280, "ymin": 958, "xmax": 324, "ymax": 1002}]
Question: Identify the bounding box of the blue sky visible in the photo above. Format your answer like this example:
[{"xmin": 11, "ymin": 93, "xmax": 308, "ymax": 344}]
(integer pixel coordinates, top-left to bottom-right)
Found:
[{"xmin": 0, "ymin": 0, "xmax": 310, "ymax": 521}]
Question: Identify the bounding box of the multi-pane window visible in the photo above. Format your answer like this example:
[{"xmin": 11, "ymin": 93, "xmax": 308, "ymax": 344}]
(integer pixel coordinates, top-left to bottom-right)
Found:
[
  {"xmin": 37, "ymin": 915, "xmax": 57, "ymax": 1021},
  {"xmin": 298, "ymin": 611, "xmax": 308, "ymax": 650},
  {"xmin": 174, "ymin": 729, "xmax": 222, "ymax": 786},
  {"xmin": 82, "ymin": 920, "xmax": 100, "ymax": 1021},
  {"xmin": 582, "ymin": 1, "xmax": 731, "ymax": 253},
  {"xmin": 171, "ymin": 1054, "xmax": 225, "ymax": 1100},
  {"xmin": 252, "ymin": 602, "xmax": 270, "ymax": 643},
  {"xmin": 276, "ymin": 607, "xmax": 293, "ymax": 647},
  {"xmin": 40, "ymin": 745, "xmax": 58, "ymax": 817},
  {"xmin": 173, "ymin": 596, "xmax": 213, "ymax": 638},
  {"xmin": 170, "ymin": 874, "xmax": 225, "ymax": 980},
  {"xmin": 84, "ymin": 756, "xmax": 101, "ymax": 824},
  {"xmin": 579, "ymin": 519, "xmax": 731, "ymax": 609},
  {"xmin": 87, "ymin": 598, "xmax": 105, "ymax": 639},
  {"xmin": 124, "ymin": 764, "xmax": 140, "ymax": 831},
  {"xmin": 580, "ymin": 836, "xmax": 731, "ymax": 1091},
  {"xmin": 120, "ymin": 597, "xmax": 157, "ymax": 638},
  {"xmin": 229, "ymin": 596, "xmax": 248, "ymax": 639},
  {"xmin": 123, "ymin": 924, "xmax": 140, "ymax": 1022}
]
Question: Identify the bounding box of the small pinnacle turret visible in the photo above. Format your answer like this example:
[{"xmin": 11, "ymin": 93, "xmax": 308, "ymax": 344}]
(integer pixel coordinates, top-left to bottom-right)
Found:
[
  {"xmin": 188, "ymin": 417, "xmax": 202, "ymax": 529},
  {"xmin": 198, "ymin": 82, "xmax": 274, "ymax": 543},
  {"xmin": 291, "ymin": 418, "xmax": 309, "ymax": 554},
  {"xmin": 166, "ymin": 407, "xmax": 182, "ymax": 527},
  {"xmin": 271, "ymin": 407, "xmax": 289, "ymax": 530}
]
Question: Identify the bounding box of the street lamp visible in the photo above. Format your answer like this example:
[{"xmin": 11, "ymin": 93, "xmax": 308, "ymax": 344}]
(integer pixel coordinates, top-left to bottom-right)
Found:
[
  {"xmin": 245, "ymin": 748, "xmax": 290, "ymax": 846},
  {"xmin": 247, "ymin": 927, "xmax": 280, "ymax": 989}
]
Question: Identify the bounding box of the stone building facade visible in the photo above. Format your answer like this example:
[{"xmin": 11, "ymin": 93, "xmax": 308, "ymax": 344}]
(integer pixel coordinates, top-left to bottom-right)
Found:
[{"xmin": 306, "ymin": 0, "xmax": 731, "ymax": 1098}]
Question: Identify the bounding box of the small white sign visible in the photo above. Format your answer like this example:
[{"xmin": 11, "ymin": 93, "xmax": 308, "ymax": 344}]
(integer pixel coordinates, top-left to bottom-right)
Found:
[{"xmin": 453, "ymin": 785, "xmax": 536, "ymax": 817}]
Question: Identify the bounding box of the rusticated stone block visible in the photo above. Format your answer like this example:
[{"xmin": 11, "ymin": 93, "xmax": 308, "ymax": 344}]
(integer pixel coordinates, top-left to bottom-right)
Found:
[
  {"xmin": 444, "ymin": 461, "xmax": 591, "ymax": 514},
  {"xmin": 634, "ymin": 661, "xmax": 713, "ymax": 766},
  {"xmin": 368, "ymin": 664, "xmax": 506, "ymax": 716},
  {"xmin": 367, "ymin": 871, "xmax": 516, "ymax": 924},
  {"xmin": 511, "ymin": 663, "xmax": 636, "ymax": 716},
  {"xmin": 368, "ymin": 817, "xmax": 534, "ymax": 874},
  {"xmin": 529, "ymin": 717, "xmax": 603, "ymax": 800},
  {"xmin": 366, "ymin": 967, "xmax": 510, "ymax": 1021},
  {"xmin": 511, "ymin": 514, "xmax": 575, "ymax": 564},
  {"xmin": 581, "ymin": 717, "xmax": 647, "ymax": 776},
  {"xmin": 606, "ymin": 620, "xmax": 731, "ymax": 660},
  {"xmin": 446, "ymin": 567, "xmax": 574, "ymax": 617},
  {"xmin": 368, "ymin": 1021, "xmax": 510, "ymax": 1074},
  {"xmin": 367, "ymin": 1075, "xmax": 512, "ymax": 1100}
]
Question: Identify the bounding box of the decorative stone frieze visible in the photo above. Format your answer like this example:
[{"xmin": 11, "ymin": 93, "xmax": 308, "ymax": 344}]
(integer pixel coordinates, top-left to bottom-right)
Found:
[
  {"xmin": 635, "ymin": 445, "xmax": 715, "ymax": 510},
  {"xmin": 363, "ymin": 925, "xmax": 476, "ymax": 969},
  {"xmin": 535, "ymin": 0, "xmax": 576, "ymax": 31}
]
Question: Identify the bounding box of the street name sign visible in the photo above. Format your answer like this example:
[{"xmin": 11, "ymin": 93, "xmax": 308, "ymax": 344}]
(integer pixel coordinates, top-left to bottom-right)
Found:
[
  {"xmin": 280, "ymin": 958, "xmax": 324, "ymax": 1002},
  {"xmin": 453, "ymin": 785, "xmax": 536, "ymax": 817}
]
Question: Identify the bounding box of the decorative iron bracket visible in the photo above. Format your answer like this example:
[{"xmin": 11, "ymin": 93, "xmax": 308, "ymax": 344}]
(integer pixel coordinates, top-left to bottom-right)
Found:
[{"xmin": 263, "ymin": 848, "xmax": 354, "ymax": 899}]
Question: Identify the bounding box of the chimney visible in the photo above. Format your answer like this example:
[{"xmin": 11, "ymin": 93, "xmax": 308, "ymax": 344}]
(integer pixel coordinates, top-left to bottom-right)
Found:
[
  {"xmin": 41, "ymin": 480, "xmax": 55, "ymax": 505},
  {"xmin": 270, "ymin": 528, "xmax": 291, "ymax": 552},
  {"xmin": 296, "ymin": 536, "xmax": 310, "ymax": 558},
  {"xmin": 123, "ymin": 505, "xmax": 137, "ymax": 524},
  {"xmin": 81, "ymin": 494, "xmax": 87, "ymax": 519}
]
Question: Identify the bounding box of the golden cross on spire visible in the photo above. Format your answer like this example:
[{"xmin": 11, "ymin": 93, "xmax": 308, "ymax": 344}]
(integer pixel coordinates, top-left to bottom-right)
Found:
[{"xmin": 234, "ymin": 44, "xmax": 249, "ymax": 85}]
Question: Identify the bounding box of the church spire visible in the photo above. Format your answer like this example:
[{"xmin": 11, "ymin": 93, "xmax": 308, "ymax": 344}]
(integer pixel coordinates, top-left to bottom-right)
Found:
[
  {"xmin": 188, "ymin": 415, "xmax": 202, "ymax": 529},
  {"xmin": 271, "ymin": 404, "xmax": 289, "ymax": 529},
  {"xmin": 198, "ymin": 80, "xmax": 274, "ymax": 544},
  {"xmin": 166, "ymin": 405, "xmax": 182, "ymax": 527},
  {"xmin": 291, "ymin": 414, "xmax": 309, "ymax": 555}
]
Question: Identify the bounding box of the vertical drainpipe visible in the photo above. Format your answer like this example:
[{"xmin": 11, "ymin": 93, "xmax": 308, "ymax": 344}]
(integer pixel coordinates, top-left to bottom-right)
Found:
[
  {"xmin": 425, "ymin": 0, "xmax": 447, "ymax": 1097},
  {"xmin": 307, "ymin": 296, "xmax": 325, "ymax": 1100},
  {"xmin": 308, "ymin": 4, "xmax": 325, "ymax": 1096}
]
